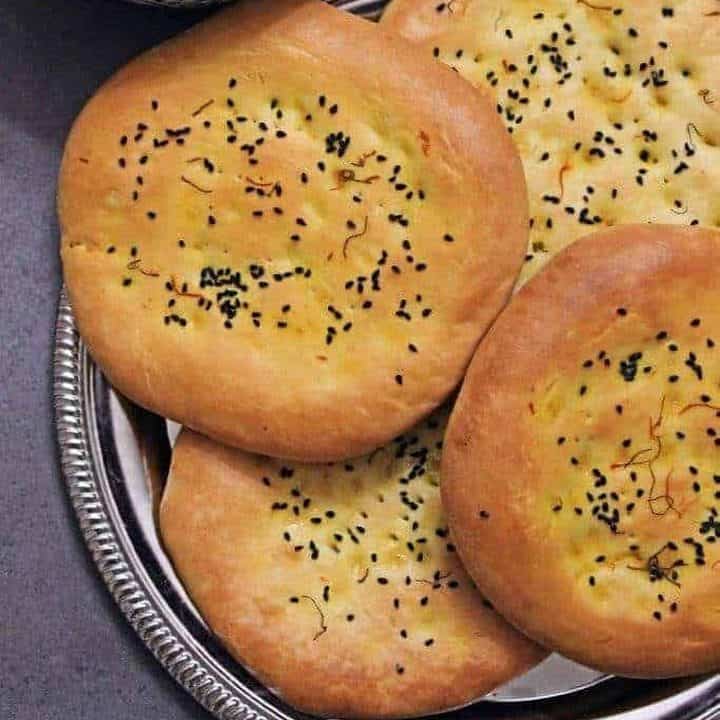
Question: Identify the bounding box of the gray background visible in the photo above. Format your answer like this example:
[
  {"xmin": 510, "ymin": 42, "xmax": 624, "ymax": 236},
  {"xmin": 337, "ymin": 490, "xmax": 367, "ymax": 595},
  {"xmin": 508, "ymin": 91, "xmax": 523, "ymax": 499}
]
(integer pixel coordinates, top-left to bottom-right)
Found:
[{"xmin": 0, "ymin": 1, "xmax": 218, "ymax": 717}]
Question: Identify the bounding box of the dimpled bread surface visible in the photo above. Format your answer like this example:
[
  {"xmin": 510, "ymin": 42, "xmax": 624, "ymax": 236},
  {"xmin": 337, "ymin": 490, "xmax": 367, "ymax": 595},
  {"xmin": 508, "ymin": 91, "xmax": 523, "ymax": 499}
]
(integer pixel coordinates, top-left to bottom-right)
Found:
[
  {"xmin": 160, "ymin": 407, "xmax": 546, "ymax": 719},
  {"xmin": 443, "ymin": 225, "xmax": 720, "ymax": 678},
  {"xmin": 58, "ymin": 0, "xmax": 528, "ymax": 462},
  {"xmin": 382, "ymin": 0, "xmax": 720, "ymax": 285}
]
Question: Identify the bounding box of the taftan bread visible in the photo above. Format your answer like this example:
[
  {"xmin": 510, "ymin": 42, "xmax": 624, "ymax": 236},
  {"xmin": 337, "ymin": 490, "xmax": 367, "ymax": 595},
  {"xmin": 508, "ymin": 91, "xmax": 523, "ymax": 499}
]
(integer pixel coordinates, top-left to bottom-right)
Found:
[
  {"xmin": 160, "ymin": 408, "xmax": 545, "ymax": 719},
  {"xmin": 382, "ymin": 0, "xmax": 720, "ymax": 285},
  {"xmin": 443, "ymin": 225, "xmax": 720, "ymax": 678},
  {"xmin": 59, "ymin": 0, "xmax": 528, "ymax": 462}
]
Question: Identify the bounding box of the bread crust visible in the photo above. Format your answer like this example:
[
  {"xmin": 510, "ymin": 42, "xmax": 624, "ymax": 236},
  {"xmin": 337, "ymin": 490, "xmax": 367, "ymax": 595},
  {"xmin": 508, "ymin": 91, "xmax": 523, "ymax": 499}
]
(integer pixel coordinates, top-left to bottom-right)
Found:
[
  {"xmin": 382, "ymin": 0, "xmax": 720, "ymax": 287},
  {"xmin": 59, "ymin": 0, "xmax": 528, "ymax": 461},
  {"xmin": 160, "ymin": 412, "xmax": 545, "ymax": 718},
  {"xmin": 443, "ymin": 225, "xmax": 720, "ymax": 678}
]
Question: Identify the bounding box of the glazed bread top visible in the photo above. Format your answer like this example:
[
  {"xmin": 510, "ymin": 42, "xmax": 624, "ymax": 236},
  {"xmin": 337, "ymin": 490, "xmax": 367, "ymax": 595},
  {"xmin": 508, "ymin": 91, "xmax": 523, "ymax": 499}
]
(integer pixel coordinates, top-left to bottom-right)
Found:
[
  {"xmin": 383, "ymin": 0, "xmax": 720, "ymax": 285},
  {"xmin": 160, "ymin": 408, "xmax": 545, "ymax": 719},
  {"xmin": 443, "ymin": 225, "xmax": 720, "ymax": 678},
  {"xmin": 59, "ymin": 0, "xmax": 528, "ymax": 461}
]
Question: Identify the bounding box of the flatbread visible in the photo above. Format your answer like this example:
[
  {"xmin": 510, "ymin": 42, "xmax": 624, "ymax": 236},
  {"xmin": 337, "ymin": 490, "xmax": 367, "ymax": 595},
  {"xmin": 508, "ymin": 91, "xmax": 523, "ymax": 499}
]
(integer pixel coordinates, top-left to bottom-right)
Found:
[
  {"xmin": 443, "ymin": 225, "xmax": 720, "ymax": 678},
  {"xmin": 160, "ymin": 409, "xmax": 545, "ymax": 718},
  {"xmin": 59, "ymin": 0, "xmax": 528, "ymax": 462},
  {"xmin": 383, "ymin": 0, "xmax": 720, "ymax": 285}
]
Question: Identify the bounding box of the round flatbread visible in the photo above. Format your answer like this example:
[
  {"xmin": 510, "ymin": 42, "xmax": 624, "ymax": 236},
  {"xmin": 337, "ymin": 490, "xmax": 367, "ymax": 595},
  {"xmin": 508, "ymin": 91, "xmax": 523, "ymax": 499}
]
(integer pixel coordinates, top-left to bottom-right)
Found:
[
  {"xmin": 443, "ymin": 225, "xmax": 720, "ymax": 678},
  {"xmin": 58, "ymin": 0, "xmax": 528, "ymax": 462},
  {"xmin": 160, "ymin": 408, "xmax": 545, "ymax": 718},
  {"xmin": 382, "ymin": 0, "xmax": 720, "ymax": 286}
]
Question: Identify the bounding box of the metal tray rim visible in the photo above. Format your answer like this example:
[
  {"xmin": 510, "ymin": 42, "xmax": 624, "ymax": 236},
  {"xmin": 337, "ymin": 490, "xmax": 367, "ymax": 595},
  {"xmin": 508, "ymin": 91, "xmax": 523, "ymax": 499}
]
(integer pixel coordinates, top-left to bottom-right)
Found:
[
  {"xmin": 54, "ymin": 288, "xmax": 269, "ymax": 720},
  {"xmin": 53, "ymin": 284, "xmax": 720, "ymax": 720}
]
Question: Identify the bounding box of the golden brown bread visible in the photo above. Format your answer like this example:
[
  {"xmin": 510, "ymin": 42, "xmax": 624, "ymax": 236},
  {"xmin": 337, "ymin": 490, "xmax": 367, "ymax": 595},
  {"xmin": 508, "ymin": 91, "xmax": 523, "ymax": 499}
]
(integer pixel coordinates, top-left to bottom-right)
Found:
[
  {"xmin": 160, "ymin": 409, "xmax": 546, "ymax": 718},
  {"xmin": 382, "ymin": 0, "xmax": 720, "ymax": 286},
  {"xmin": 59, "ymin": 0, "xmax": 528, "ymax": 462},
  {"xmin": 443, "ymin": 225, "xmax": 720, "ymax": 678}
]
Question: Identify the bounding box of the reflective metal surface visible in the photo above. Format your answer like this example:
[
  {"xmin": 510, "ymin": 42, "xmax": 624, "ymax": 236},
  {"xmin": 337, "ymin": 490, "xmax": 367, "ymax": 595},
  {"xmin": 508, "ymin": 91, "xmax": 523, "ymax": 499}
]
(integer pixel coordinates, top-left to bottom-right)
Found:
[
  {"xmin": 119, "ymin": 0, "xmax": 229, "ymax": 7},
  {"xmin": 54, "ymin": 285, "xmax": 720, "ymax": 719}
]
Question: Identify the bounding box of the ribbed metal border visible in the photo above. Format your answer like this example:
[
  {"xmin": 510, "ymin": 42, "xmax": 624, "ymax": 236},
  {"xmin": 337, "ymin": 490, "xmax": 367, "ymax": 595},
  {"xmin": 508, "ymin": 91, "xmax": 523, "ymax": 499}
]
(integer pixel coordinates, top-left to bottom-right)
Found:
[
  {"xmin": 114, "ymin": 0, "xmax": 386, "ymax": 15},
  {"xmin": 119, "ymin": 0, "xmax": 229, "ymax": 7},
  {"xmin": 54, "ymin": 289, "xmax": 264, "ymax": 720}
]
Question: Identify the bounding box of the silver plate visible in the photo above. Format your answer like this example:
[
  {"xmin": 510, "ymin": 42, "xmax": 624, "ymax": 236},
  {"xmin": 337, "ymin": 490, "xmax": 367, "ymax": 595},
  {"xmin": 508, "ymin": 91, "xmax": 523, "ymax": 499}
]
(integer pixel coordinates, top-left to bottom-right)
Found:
[
  {"xmin": 113, "ymin": 0, "xmax": 385, "ymax": 12},
  {"xmin": 118, "ymin": 0, "xmax": 230, "ymax": 8},
  {"xmin": 52, "ymin": 2, "xmax": 720, "ymax": 715},
  {"xmin": 53, "ymin": 290, "xmax": 720, "ymax": 720}
]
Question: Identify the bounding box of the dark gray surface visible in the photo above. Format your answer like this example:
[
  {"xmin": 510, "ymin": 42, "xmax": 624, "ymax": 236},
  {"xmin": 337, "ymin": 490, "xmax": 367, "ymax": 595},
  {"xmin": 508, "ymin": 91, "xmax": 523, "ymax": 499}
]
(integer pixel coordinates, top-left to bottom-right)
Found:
[{"xmin": 0, "ymin": 2, "xmax": 217, "ymax": 718}]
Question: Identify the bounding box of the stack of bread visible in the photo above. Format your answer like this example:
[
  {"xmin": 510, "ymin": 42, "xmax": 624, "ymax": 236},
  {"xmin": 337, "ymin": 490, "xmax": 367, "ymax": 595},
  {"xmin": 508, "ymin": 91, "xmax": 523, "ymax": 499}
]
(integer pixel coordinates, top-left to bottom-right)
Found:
[{"xmin": 58, "ymin": 0, "xmax": 720, "ymax": 716}]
